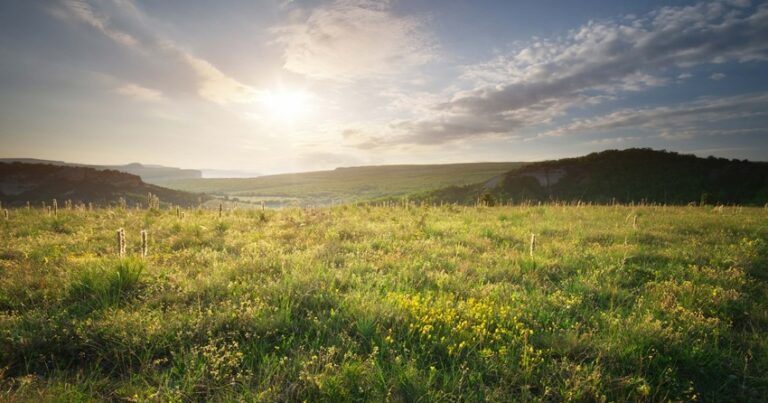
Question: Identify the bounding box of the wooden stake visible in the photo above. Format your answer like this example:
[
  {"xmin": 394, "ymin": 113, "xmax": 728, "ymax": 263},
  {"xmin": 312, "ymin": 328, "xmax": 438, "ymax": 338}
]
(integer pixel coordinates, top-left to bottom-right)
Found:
[
  {"xmin": 117, "ymin": 228, "xmax": 126, "ymax": 257},
  {"xmin": 140, "ymin": 230, "xmax": 148, "ymax": 258}
]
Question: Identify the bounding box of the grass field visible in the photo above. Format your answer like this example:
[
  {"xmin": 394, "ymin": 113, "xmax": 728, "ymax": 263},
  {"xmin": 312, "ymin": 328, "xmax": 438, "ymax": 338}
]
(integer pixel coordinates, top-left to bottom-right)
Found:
[
  {"xmin": 160, "ymin": 162, "xmax": 524, "ymax": 207},
  {"xmin": 1, "ymin": 204, "xmax": 766, "ymax": 401}
]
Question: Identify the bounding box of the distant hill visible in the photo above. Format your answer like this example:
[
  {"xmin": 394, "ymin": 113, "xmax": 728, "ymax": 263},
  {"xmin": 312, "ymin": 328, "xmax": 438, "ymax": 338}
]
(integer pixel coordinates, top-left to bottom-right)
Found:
[
  {"xmin": 163, "ymin": 162, "xmax": 525, "ymax": 207},
  {"xmin": 0, "ymin": 162, "xmax": 208, "ymax": 207},
  {"xmin": 199, "ymin": 169, "xmax": 262, "ymax": 179},
  {"xmin": 0, "ymin": 158, "xmax": 202, "ymax": 184},
  {"xmin": 419, "ymin": 149, "xmax": 768, "ymax": 205}
]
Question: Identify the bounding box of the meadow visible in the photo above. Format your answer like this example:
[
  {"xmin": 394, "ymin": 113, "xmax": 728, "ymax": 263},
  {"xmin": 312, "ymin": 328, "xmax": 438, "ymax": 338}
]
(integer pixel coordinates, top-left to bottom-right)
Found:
[
  {"xmin": 0, "ymin": 204, "xmax": 766, "ymax": 401},
  {"xmin": 161, "ymin": 162, "xmax": 524, "ymax": 207}
]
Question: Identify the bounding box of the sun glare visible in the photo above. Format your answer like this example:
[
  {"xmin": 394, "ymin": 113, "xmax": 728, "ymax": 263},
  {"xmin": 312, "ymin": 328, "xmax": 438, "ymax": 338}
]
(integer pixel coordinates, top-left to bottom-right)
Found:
[{"xmin": 260, "ymin": 89, "xmax": 311, "ymax": 121}]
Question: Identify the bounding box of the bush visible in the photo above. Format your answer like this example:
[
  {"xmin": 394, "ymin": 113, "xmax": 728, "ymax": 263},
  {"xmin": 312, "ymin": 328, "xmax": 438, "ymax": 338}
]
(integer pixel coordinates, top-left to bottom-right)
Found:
[{"xmin": 479, "ymin": 192, "xmax": 496, "ymax": 207}]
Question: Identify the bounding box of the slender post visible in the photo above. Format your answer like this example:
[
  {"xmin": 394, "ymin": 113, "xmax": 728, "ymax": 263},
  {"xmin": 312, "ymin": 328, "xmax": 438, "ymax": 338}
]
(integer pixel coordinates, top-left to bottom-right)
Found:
[
  {"xmin": 140, "ymin": 230, "xmax": 148, "ymax": 258},
  {"xmin": 116, "ymin": 228, "xmax": 126, "ymax": 258},
  {"xmin": 529, "ymin": 233, "xmax": 536, "ymax": 257}
]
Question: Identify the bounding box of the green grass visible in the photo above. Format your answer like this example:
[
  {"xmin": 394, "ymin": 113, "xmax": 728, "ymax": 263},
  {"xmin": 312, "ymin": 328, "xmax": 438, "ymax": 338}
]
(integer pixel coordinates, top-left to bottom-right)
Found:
[
  {"xmin": 160, "ymin": 162, "xmax": 524, "ymax": 207},
  {"xmin": 0, "ymin": 204, "xmax": 766, "ymax": 401}
]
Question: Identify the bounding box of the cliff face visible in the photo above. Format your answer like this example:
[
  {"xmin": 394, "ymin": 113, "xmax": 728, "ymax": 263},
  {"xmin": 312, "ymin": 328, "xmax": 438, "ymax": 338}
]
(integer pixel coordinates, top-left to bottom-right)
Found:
[{"xmin": 0, "ymin": 162, "xmax": 206, "ymax": 207}]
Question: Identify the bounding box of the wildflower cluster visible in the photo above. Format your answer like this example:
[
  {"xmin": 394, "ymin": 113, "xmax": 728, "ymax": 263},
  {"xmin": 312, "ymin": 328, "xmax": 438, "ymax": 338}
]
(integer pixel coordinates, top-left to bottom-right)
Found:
[
  {"xmin": 187, "ymin": 338, "xmax": 251, "ymax": 389},
  {"xmin": 388, "ymin": 292, "xmax": 541, "ymax": 368}
]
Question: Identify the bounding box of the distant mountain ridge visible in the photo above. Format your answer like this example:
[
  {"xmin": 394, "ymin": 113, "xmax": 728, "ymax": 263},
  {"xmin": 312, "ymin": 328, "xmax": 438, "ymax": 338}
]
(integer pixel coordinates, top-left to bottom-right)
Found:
[
  {"xmin": 0, "ymin": 158, "xmax": 202, "ymax": 184},
  {"xmin": 0, "ymin": 162, "xmax": 207, "ymax": 207},
  {"xmin": 419, "ymin": 149, "xmax": 768, "ymax": 205}
]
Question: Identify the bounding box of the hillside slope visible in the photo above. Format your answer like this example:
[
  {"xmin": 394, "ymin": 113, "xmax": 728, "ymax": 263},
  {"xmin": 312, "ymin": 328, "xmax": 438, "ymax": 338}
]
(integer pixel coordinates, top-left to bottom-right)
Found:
[
  {"xmin": 0, "ymin": 162, "xmax": 207, "ymax": 207},
  {"xmin": 0, "ymin": 158, "xmax": 202, "ymax": 184},
  {"xmin": 420, "ymin": 149, "xmax": 768, "ymax": 205},
  {"xmin": 163, "ymin": 162, "xmax": 525, "ymax": 207}
]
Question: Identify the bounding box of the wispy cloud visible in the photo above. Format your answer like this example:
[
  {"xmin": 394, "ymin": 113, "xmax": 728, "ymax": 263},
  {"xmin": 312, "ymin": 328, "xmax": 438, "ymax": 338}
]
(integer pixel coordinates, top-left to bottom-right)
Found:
[
  {"xmin": 540, "ymin": 92, "xmax": 768, "ymax": 138},
  {"xmin": 356, "ymin": 0, "xmax": 768, "ymax": 148},
  {"xmin": 115, "ymin": 83, "xmax": 163, "ymax": 101},
  {"xmin": 52, "ymin": 0, "xmax": 257, "ymax": 106},
  {"xmin": 55, "ymin": 0, "xmax": 138, "ymax": 47},
  {"xmin": 274, "ymin": 0, "xmax": 437, "ymax": 81},
  {"xmin": 710, "ymin": 72, "xmax": 727, "ymax": 80},
  {"xmin": 169, "ymin": 45, "xmax": 257, "ymax": 105}
]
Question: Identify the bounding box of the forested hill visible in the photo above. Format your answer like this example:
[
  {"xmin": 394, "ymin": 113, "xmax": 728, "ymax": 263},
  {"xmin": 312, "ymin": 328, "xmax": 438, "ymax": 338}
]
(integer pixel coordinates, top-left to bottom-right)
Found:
[
  {"xmin": 0, "ymin": 162, "xmax": 207, "ymax": 207},
  {"xmin": 420, "ymin": 149, "xmax": 768, "ymax": 205}
]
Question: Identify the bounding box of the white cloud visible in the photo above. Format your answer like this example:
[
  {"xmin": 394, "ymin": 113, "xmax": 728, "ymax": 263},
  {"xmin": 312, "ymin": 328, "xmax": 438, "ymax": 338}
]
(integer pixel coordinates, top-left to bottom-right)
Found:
[
  {"xmin": 115, "ymin": 83, "xmax": 163, "ymax": 101},
  {"xmin": 359, "ymin": 1, "xmax": 768, "ymax": 148},
  {"xmin": 172, "ymin": 47, "xmax": 257, "ymax": 105},
  {"xmin": 449, "ymin": 1, "xmax": 767, "ymax": 116},
  {"xmin": 274, "ymin": 0, "xmax": 436, "ymax": 81}
]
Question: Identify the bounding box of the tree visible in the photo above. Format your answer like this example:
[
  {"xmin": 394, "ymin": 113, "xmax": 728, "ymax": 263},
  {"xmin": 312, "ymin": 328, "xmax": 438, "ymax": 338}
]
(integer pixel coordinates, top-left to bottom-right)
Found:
[{"xmin": 479, "ymin": 192, "xmax": 496, "ymax": 207}]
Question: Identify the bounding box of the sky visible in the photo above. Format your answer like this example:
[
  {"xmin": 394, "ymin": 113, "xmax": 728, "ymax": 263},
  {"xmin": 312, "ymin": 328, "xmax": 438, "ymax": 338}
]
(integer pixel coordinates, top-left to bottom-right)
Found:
[{"xmin": 1, "ymin": 0, "xmax": 767, "ymax": 174}]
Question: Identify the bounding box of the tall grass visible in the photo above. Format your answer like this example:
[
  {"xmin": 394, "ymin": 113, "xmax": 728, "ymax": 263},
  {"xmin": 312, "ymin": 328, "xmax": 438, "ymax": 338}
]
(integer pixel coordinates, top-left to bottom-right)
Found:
[{"xmin": 68, "ymin": 258, "xmax": 145, "ymax": 311}]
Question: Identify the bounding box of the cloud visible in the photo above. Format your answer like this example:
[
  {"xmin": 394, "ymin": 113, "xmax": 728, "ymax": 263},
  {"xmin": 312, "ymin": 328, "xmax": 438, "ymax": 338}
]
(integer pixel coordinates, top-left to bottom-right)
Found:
[
  {"xmin": 115, "ymin": 83, "xmax": 163, "ymax": 101},
  {"xmin": 274, "ymin": 0, "xmax": 436, "ymax": 81},
  {"xmin": 170, "ymin": 46, "xmax": 257, "ymax": 105},
  {"xmin": 343, "ymin": 114, "xmax": 522, "ymax": 149},
  {"xmin": 348, "ymin": 92, "xmax": 609, "ymax": 149},
  {"xmin": 710, "ymin": 72, "xmax": 727, "ymax": 80},
  {"xmin": 588, "ymin": 136, "xmax": 643, "ymax": 145},
  {"xmin": 52, "ymin": 0, "xmax": 257, "ymax": 105},
  {"xmin": 56, "ymin": 0, "xmax": 138, "ymax": 47},
  {"xmin": 449, "ymin": 1, "xmax": 767, "ymax": 115},
  {"xmin": 540, "ymin": 92, "xmax": 768, "ymax": 138},
  {"xmin": 362, "ymin": 0, "xmax": 768, "ymax": 148}
]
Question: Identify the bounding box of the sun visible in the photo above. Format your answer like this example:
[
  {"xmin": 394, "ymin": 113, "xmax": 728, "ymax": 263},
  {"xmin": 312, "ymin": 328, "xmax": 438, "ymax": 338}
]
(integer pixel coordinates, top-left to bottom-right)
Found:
[{"xmin": 260, "ymin": 88, "xmax": 311, "ymax": 121}]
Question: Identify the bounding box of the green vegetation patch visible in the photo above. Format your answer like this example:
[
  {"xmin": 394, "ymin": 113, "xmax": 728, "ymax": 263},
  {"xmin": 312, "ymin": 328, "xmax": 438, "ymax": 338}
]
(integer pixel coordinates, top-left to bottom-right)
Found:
[{"xmin": 0, "ymin": 204, "xmax": 766, "ymax": 401}]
